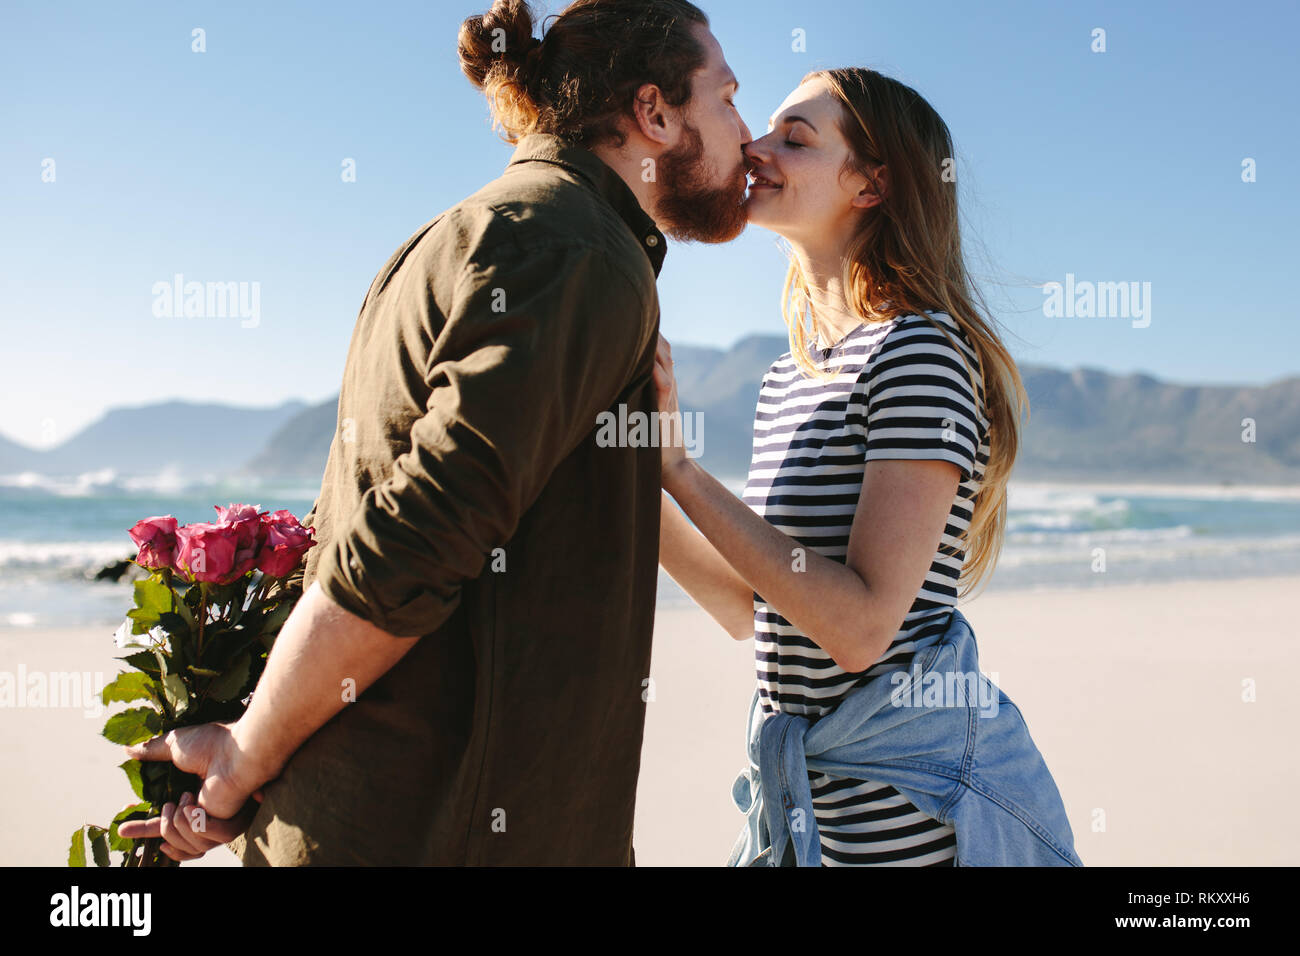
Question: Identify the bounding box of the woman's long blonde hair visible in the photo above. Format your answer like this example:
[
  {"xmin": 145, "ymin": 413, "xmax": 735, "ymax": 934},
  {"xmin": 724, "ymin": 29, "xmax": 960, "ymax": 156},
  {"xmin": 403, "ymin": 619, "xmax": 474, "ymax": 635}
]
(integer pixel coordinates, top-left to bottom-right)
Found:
[{"xmin": 782, "ymin": 68, "xmax": 1028, "ymax": 599}]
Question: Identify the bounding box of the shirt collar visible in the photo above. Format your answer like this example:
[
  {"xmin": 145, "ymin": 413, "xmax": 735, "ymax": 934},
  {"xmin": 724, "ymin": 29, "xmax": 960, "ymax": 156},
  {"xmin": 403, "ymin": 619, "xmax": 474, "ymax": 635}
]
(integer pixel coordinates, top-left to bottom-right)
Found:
[{"xmin": 506, "ymin": 133, "xmax": 667, "ymax": 277}]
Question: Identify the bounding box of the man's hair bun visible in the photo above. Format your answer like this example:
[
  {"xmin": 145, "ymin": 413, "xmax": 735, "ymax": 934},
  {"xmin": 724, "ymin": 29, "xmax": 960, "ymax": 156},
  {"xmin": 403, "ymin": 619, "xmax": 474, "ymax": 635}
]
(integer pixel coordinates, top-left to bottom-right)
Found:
[
  {"xmin": 458, "ymin": 0, "xmax": 711, "ymax": 148},
  {"xmin": 458, "ymin": 0, "xmax": 542, "ymax": 92}
]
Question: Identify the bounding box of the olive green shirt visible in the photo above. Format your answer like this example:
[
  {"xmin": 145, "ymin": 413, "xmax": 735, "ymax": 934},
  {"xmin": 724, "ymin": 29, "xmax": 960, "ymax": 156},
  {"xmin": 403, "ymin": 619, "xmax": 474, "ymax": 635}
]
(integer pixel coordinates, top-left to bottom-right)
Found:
[{"xmin": 232, "ymin": 133, "xmax": 666, "ymax": 865}]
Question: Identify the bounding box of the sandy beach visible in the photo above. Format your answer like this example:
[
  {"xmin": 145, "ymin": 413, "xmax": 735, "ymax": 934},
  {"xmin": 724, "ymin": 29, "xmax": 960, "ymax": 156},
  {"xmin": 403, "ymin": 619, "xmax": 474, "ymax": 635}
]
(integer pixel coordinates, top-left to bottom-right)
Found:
[{"xmin": 3, "ymin": 574, "xmax": 1297, "ymax": 867}]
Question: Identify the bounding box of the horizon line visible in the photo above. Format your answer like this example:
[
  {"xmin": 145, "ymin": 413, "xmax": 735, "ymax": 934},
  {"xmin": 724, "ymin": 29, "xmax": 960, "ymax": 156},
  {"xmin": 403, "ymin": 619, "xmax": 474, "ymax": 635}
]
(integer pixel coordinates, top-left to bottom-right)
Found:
[{"xmin": 1, "ymin": 357, "xmax": 1297, "ymax": 453}]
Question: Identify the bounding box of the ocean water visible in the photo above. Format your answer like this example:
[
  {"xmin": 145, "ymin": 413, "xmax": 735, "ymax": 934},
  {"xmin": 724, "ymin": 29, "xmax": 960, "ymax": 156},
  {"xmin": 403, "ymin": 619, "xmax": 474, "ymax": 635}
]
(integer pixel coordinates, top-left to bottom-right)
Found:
[
  {"xmin": 2, "ymin": 469, "xmax": 1299, "ymax": 628},
  {"xmin": 652, "ymin": 478, "xmax": 1300, "ymax": 609},
  {"xmin": 0, "ymin": 470, "xmax": 320, "ymax": 630}
]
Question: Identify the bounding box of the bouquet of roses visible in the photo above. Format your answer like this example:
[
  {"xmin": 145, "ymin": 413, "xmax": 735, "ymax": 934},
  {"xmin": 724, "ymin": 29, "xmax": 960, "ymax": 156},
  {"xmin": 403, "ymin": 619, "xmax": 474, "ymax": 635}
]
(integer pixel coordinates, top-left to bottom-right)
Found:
[{"xmin": 68, "ymin": 503, "xmax": 316, "ymax": 867}]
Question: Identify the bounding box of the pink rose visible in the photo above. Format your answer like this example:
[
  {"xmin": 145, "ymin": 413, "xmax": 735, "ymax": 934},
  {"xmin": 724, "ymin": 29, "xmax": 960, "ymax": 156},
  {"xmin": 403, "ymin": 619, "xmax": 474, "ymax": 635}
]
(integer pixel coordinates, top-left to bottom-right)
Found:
[
  {"xmin": 259, "ymin": 509, "xmax": 299, "ymax": 529},
  {"xmin": 255, "ymin": 512, "xmax": 317, "ymax": 578},
  {"xmin": 215, "ymin": 503, "xmax": 263, "ymax": 540},
  {"xmin": 174, "ymin": 521, "xmax": 240, "ymax": 584},
  {"xmin": 214, "ymin": 503, "xmax": 266, "ymax": 580},
  {"xmin": 128, "ymin": 515, "xmax": 179, "ymax": 571}
]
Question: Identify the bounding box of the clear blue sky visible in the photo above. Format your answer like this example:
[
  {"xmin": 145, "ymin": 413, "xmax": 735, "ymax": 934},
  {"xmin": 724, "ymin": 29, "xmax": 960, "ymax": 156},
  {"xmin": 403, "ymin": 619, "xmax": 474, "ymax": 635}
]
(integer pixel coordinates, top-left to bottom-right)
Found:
[{"xmin": 1, "ymin": 0, "xmax": 1295, "ymax": 449}]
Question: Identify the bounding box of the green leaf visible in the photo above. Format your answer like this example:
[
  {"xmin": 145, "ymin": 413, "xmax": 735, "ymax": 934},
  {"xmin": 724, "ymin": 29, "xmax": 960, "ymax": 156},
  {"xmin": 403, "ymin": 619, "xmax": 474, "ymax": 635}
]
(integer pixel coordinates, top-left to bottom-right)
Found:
[
  {"xmin": 261, "ymin": 599, "xmax": 295, "ymax": 636},
  {"xmin": 140, "ymin": 759, "xmax": 171, "ymax": 805},
  {"xmin": 195, "ymin": 622, "xmax": 232, "ymax": 659},
  {"xmin": 161, "ymin": 672, "xmax": 190, "ymax": 717},
  {"xmin": 157, "ymin": 610, "xmax": 191, "ymax": 642},
  {"xmin": 134, "ymin": 577, "xmax": 173, "ymax": 615},
  {"xmin": 187, "ymin": 665, "xmax": 221, "ymax": 677},
  {"xmin": 114, "ymin": 800, "xmax": 152, "ymax": 819},
  {"xmin": 101, "ymin": 706, "xmax": 162, "ymax": 746},
  {"xmin": 128, "ymin": 578, "xmax": 173, "ymax": 633},
  {"xmin": 119, "ymin": 758, "xmax": 144, "ymax": 799},
  {"xmin": 171, "ymin": 589, "xmax": 195, "ymax": 630},
  {"xmin": 206, "ymin": 651, "xmax": 251, "ymax": 702},
  {"xmin": 203, "ymin": 624, "xmax": 259, "ymax": 673},
  {"xmin": 117, "ymin": 650, "xmax": 161, "ymax": 676},
  {"xmin": 168, "ymin": 624, "xmax": 192, "ymax": 673},
  {"xmin": 109, "ymin": 802, "xmax": 152, "ymax": 853},
  {"xmin": 108, "ymin": 828, "xmax": 131, "ymax": 854},
  {"xmin": 101, "ymin": 671, "xmax": 159, "ymax": 706},
  {"xmin": 168, "ymin": 762, "xmax": 202, "ymax": 797},
  {"xmin": 68, "ymin": 826, "xmax": 87, "ymax": 867},
  {"xmin": 87, "ymin": 826, "xmax": 110, "ymax": 867}
]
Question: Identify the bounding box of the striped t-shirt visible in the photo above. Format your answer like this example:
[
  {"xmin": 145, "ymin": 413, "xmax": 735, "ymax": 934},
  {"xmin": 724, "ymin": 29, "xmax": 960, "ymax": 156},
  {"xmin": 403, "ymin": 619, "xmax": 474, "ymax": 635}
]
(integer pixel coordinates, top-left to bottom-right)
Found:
[{"xmin": 741, "ymin": 310, "xmax": 990, "ymax": 866}]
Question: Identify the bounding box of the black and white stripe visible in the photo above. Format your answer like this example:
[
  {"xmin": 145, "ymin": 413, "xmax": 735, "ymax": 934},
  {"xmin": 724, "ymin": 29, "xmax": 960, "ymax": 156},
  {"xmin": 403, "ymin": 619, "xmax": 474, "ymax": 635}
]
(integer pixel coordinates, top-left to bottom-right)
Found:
[{"xmin": 741, "ymin": 311, "xmax": 990, "ymax": 866}]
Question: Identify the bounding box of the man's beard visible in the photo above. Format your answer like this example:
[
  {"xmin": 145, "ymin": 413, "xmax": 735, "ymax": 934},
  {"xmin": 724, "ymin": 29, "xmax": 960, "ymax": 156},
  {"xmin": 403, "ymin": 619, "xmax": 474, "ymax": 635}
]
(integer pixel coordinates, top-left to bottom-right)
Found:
[{"xmin": 653, "ymin": 121, "xmax": 749, "ymax": 244}]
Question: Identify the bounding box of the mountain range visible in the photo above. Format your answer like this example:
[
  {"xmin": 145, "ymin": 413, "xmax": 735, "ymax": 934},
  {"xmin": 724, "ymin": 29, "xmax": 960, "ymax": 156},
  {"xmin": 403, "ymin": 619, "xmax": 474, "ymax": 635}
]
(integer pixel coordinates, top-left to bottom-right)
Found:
[
  {"xmin": 3, "ymin": 336, "xmax": 1297, "ymax": 485},
  {"xmin": 0, "ymin": 400, "xmax": 307, "ymax": 479}
]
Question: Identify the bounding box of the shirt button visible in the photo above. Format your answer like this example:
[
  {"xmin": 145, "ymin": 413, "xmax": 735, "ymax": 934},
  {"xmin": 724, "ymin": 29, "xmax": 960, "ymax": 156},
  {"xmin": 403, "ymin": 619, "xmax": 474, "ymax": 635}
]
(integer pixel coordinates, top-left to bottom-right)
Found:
[{"xmin": 645, "ymin": 234, "xmax": 659, "ymax": 247}]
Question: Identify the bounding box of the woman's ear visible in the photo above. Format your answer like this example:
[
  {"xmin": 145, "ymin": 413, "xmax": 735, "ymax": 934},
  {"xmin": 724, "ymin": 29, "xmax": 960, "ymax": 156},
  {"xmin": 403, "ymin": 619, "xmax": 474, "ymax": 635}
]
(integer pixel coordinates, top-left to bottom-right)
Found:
[{"xmin": 850, "ymin": 165, "xmax": 888, "ymax": 209}]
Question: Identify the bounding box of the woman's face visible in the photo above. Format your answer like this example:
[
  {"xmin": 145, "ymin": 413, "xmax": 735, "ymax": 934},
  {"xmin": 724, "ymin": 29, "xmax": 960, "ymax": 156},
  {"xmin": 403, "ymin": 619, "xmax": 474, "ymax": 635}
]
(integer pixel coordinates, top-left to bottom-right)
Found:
[{"xmin": 742, "ymin": 77, "xmax": 879, "ymax": 245}]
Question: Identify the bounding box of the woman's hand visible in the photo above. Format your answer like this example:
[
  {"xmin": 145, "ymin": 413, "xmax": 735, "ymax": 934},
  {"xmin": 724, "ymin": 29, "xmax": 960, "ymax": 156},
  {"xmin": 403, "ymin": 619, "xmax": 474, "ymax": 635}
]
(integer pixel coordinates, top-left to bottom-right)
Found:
[{"xmin": 652, "ymin": 333, "xmax": 689, "ymax": 484}]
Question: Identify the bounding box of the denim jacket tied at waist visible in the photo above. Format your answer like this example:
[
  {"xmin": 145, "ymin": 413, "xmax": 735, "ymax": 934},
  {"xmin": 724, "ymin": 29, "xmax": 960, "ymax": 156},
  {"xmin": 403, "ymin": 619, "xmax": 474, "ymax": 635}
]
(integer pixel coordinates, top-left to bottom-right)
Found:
[{"xmin": 726, "ymin": 609, "xmax": 1083, "ymax": 867}]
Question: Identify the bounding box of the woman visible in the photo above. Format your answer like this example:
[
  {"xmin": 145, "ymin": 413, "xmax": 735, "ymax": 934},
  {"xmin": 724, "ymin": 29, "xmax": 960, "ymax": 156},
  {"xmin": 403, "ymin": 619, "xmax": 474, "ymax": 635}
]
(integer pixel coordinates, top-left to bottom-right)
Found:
[{"xmin": 656, "ymin": 67, "xmax": 1030, "ymax": 866}]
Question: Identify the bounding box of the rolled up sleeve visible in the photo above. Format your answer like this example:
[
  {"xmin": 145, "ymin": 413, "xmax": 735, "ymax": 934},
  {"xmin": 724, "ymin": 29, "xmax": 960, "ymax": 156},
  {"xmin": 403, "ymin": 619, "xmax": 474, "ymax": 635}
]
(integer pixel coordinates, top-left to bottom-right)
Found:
[{"xmin": 315, "ymin": 239, "xmax": 654, "ymax": 637}]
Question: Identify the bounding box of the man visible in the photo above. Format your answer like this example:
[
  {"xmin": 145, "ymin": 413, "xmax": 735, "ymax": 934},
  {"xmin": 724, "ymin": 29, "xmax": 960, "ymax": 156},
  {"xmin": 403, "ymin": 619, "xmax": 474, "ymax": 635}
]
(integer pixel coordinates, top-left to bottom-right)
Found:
[{"xmin": 120, "ymin": 0, "xmax": 753, "ymax": 865}]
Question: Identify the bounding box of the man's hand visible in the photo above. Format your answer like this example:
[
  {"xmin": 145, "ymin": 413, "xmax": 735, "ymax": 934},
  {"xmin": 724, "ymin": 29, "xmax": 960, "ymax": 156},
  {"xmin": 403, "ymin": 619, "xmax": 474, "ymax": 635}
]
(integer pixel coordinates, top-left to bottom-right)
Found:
[
  {"xmin": 112, "ymin": 581, "xmax": 424, "ymax": 863},
  {"xmin": 118, "ymin": 720, "xmax": 273, "ymax": 862}
]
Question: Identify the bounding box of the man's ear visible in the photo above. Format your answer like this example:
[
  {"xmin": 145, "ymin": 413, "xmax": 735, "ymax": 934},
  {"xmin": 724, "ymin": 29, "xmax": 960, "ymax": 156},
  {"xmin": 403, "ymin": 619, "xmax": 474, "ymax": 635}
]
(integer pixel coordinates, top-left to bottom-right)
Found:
[
  {"xmin": 850, "ymin": 165, "xmax": 888, "ymax": 210},
  {"xmin": 630, "ymin": 82, "xmax": 676, "ymax": 147}
]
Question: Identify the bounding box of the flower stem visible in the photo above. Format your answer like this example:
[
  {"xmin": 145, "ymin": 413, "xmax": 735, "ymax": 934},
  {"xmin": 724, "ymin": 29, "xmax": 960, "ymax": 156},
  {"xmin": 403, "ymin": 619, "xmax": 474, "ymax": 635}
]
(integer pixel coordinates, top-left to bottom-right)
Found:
[{"xmin": 197, "ymin": 583, "xmax": 209, "ymax": 659}]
